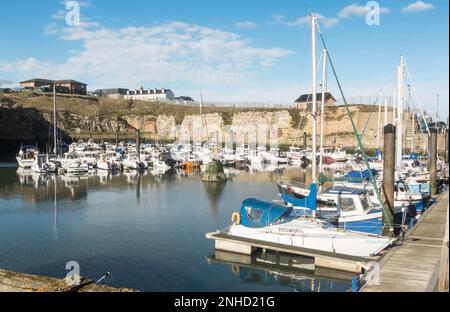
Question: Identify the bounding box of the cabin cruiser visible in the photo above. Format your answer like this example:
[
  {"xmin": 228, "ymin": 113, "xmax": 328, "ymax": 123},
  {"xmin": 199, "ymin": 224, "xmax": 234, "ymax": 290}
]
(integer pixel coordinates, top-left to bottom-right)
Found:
[
  {"xmin": 222, "ymin": 198, "xmax": 393, "ymax": 258},
  {"xmin": 279, "ymin": 183, "xmax": 383, "ymax": 235},
  {"xmin": 79, "ymin": 151, "xmax": 98, "ymax": 169},
  {"xmin": 97, "ymin": 153, "xmax": 121, "ymax": 171},
  {"xmin": 219, "ymin": 147, "xmax": 236, "ymax": 166},
  {"xmin": 59, "ymin": 152, "xmax": 89, "ymax": 175},
  {"xmin": 247, "ymin": 149, "xmax": 266, "ymax": 165},
  {"xmin": 16, "ymin": 146, "xmax": 39, "ymax": 168},
  {"xmin": 318, "ymin": 147, "xmax": 347, "ymax": 163},
  {"xmin": 122, "ymin": 153, "xmax": 145, "ymax": 170},
  {"xmin": 268, "ymin": 148, "xmax": 289, "ymax": 165},
  {"xmin": 287, "ymin": 147, "xmax": 309, "ymax": 165},
  {"xmin": 31, "ymin": 154, "xmax": 56, "ymax": 174}
]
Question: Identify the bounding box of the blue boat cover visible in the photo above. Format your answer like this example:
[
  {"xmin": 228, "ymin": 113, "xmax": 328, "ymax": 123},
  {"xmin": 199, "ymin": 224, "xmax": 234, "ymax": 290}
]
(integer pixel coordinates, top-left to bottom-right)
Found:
[
  {"xmin": 344, "ymin": 169, "xmax": 377, "ymax": 180},
  {"xmin": 239, "ymin": 198, "xmax": 292, "ymax": 228}
]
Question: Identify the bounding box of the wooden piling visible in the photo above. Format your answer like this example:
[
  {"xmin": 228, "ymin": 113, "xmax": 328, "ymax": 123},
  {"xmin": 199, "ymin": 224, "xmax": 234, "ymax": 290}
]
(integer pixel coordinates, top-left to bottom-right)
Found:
[
  {"xmin": 303, "ymin": 132, "xmax": 307, "ymax": 149},
  {"xmin": 382, "ymin": 124, "xmax": 395, "ymax": 230},
  {"xmin": 429, "ymin": 128, "xmax": 438, "ymax": 197}
]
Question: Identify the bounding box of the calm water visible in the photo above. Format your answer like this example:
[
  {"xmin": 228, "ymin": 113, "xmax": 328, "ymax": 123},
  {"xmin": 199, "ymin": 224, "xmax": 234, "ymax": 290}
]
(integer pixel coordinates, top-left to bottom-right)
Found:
[{"xmin": 0, "ymin": 163, "xmax": 351, "ymax": 292}]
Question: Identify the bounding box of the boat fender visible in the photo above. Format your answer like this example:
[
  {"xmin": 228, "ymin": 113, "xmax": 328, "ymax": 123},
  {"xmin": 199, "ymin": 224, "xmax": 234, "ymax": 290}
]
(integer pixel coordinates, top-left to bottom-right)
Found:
[{"xmin": 231, "ymin": 212, "xmax": 241, "ymax": 225}]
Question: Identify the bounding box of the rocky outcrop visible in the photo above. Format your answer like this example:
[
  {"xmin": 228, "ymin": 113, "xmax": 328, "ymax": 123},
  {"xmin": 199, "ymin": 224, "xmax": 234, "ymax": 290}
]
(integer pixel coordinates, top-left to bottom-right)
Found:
[{"xmin": 202, "ymin": 160, "xmax": 227, "ymax": 183}]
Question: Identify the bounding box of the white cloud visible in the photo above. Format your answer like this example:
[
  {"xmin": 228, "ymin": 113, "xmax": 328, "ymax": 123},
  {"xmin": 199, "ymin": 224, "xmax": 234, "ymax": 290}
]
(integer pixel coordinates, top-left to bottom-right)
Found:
[
  {"xmin": 286, "ymin": 13, "xmax": 339, "ymax": 28},
  {"xmin": 403, "ymin": 1, "xmax": 434, "ymax": 13},
  {"xmin": 339, "ymin": 3, "xmax": 390, "ymax": 18},
  {"xmin": 1, "ymin": 21, "xmax": 292, "ymax": 88},
  {"xmin": 234, "ymin": 21, "xmax": 258, "ymax": 29},
  {"xmin": 271, "ymin": 14, "xmax": 286, "ymax": 22}
]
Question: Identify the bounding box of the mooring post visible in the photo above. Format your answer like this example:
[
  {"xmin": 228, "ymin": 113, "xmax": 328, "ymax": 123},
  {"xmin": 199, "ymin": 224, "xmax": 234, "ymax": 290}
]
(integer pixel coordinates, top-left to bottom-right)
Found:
[
  {"xmin": 303, "ymin": 132, "xmax": 307, "ymax": 149},
  {"xmin": 115, "ymin": 130, "xmax": 119, "ymax": 147},
  {"xmin": 382, "ymin": 124, "xmax": 395, "ymax": 233},
  {"xmin": 429, "ymin": 127, "xmax": 438, "ymax": 197}
]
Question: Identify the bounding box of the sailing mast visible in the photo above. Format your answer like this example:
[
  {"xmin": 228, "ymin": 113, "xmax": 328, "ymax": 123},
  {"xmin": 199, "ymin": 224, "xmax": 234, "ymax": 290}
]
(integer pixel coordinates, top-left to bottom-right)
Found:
[
  {"xmin": 393, "ymin": 87, "xmax": 397, "ymax": 125},
  {"xmin": 396, "ymin": 55, "xmax": 404, "ymax": 168},
  {"xmin": 319, "ymin": 48, "xmax": 327, "ymax": 179},
  {"xmin": 384, "ymin": 98, "xmax": 388, "ymax": 129},
  {"xmin": 53, "ymin": 82, "xmax": 57, "ymax": 156},
  {"xmin": 376, "ymin": 89, "xmax": 382, "ymax": 155},
  {"xmin": 311, "ymin": 15, "xmax": 317, "ymax": 185},
  {"xmin": 411, "ymin": 111, "xmax": 415, "ymax": 154}
]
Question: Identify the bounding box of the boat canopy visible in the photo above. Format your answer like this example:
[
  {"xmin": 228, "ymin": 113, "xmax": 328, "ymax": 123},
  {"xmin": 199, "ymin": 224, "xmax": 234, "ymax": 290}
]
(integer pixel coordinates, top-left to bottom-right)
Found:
[
  {"xmin": 344, "ymin": 169, "xmax": 377, "ymax": 180},
  {"xmin": 239, "ymin": 198, "xmax": 292, "ymax": 228}
]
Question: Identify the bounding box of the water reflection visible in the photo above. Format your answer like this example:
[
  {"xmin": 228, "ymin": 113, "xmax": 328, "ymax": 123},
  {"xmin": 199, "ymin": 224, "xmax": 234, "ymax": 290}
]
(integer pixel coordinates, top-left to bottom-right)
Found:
[
  {"xmin": 203, "ymin": 182, "xmax": 226, "ymax": 216},
  {"xmin": 0, "ymin": 163, "xmax": 353, "ymax": 292},
  {"xmin": 206, "ymin": 250, "xmax": 352, "ymax": 292}
]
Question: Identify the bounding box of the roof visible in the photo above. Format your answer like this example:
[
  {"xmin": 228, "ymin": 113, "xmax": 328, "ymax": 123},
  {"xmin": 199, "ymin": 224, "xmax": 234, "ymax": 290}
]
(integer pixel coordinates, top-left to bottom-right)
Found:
[
  {"xmin": 324, "ymin": 187, "xmax": 366, "ymax": 195},
  {"xmin": 20, "ymin": 78, "xmax": 53, "ymax": 84},
  {"xmin": 175, "ymin": 96, "xmax": 194, "ymax": 101},
  {"xmin": 19, "ymin": 78, "xmax": 87, "ymax": 85},
  {"xmin": 55, "ymin": 80, "xmax": 87, "ymax": 86},
  {"xmin": 295, "ymin": 92, "xmax": 336, "ymax": 103},
  {"xmin": 128, "ymin": 88, "xmax": 172, "ymax": 95}
]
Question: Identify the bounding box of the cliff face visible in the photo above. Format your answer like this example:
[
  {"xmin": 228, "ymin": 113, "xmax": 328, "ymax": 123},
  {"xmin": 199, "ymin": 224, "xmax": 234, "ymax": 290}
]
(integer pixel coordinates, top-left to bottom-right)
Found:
[{"xmin": 0, "ymin": 92, "xmax": 444, "ymax": 154}]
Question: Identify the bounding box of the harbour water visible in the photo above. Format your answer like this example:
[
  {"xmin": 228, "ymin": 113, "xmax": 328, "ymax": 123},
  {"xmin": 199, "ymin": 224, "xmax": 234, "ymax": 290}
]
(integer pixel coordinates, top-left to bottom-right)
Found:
[{"xmin": 0, "ymin": 163, "xmax": 351, "ymax": 292}]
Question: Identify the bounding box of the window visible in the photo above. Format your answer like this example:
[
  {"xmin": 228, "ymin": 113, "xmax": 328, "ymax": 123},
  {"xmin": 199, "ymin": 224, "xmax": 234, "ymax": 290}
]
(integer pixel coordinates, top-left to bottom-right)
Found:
[
  {"xmin": 340, "ymin": 198, "xmax": 356, "ymax": 212},
  {"xmin": 360, "ymin": 194, "xmax": 371, "ymax": 212},
  {"xmin": 245, "ymin": 207, "xmax": 263, "ymax": 222}
]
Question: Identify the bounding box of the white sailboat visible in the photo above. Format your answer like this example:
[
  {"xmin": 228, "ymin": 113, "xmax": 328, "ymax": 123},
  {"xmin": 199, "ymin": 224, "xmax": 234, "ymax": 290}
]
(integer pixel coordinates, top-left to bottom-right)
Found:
[{"xmin": 208, "ymin": 16, "xmax": 394, "ymax": 259}]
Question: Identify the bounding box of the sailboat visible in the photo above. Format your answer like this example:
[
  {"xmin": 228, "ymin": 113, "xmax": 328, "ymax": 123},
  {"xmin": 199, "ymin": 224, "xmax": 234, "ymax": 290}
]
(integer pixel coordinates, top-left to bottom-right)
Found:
[{"xmin": 207, "ymin": 15, "xmax": 394, "ymax": 258}]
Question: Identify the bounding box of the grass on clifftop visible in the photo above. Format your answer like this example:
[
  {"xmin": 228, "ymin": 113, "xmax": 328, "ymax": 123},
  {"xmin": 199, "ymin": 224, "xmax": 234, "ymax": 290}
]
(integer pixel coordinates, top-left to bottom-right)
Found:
[{"xmin": 0, "ymin": 91, "xmax": 384, "ymax": 126}]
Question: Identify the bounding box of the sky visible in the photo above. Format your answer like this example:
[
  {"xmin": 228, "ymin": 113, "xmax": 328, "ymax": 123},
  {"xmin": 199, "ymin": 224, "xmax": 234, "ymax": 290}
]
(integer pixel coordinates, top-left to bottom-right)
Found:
[{"xmin": 0, "ymin": 0, "xmax": 448, "ymax": 119}]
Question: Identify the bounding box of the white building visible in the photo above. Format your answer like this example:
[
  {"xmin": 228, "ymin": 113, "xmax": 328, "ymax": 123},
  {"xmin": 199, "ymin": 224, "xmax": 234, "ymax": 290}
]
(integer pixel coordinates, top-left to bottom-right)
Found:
[{"xmin": 124, "ymin": 88, "xmax": 175, "ymax": 101}]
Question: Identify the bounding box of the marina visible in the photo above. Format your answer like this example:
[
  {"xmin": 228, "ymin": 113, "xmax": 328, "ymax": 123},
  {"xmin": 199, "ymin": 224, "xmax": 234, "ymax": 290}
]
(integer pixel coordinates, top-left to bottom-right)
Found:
[{"xmin": 0, "ymin": 1, "xmax": 449, "ymax": 297}]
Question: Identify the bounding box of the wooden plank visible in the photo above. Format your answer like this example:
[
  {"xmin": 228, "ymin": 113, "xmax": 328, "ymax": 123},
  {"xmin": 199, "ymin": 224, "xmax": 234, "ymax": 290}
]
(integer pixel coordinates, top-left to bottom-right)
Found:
[{"xmin": 362, "ymin": 191, "xmax": 449, "ymax": 292}]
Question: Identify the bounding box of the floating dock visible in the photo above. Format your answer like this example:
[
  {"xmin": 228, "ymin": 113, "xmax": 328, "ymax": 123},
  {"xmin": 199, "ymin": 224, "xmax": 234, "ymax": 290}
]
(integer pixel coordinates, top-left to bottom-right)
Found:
[
  {"xmin": 362, "ymin": 190, "xmax": 449, "ymax": 292},
  {"xmin": 205, "ymin": 232, "xmax": 382, "ymax": 274}
]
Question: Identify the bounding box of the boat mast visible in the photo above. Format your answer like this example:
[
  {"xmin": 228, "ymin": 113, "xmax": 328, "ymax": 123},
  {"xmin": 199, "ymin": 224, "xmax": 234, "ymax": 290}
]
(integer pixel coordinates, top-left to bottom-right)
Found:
[
  {"xmin": 396, "ymin": 55, "xmax": 404, "ymax": 168},
  {"xmin": 319, "ymin": 48, "xmax": 327, "ymax": 178},
  {"xmin": 376, "ymin": 89, "xmax": 382, "ymax": 154},
  {"xmin": 411, "ymin": 111, "xmax": 415, "ymax": 154},
  {"xmin": 53, "ymin": 82, "xmax": 57, "ymax": 156},
  {"xmin": 393, "ymin": 87, "xmax": 397, "ymax": 125},
  {"xmin": 311, "ymin": 15, "xmax": 317, "ymax": 184},
  {"xmin": 384, "ymin": 98, "xmax": 388, "ymax": 129}
]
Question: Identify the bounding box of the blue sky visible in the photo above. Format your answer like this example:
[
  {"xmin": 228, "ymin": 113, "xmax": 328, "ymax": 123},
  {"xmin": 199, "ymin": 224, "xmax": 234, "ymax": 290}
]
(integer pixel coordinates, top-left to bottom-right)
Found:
[{"xmin": 0, "ymin": 0, "xmax": 448, "ymax": 119}]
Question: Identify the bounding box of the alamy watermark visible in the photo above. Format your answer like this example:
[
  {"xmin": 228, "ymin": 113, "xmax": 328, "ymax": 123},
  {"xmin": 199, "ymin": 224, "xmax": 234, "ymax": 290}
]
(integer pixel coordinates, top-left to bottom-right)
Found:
[
  {"xmin": 65, "ymin": 260, "xmax": 81, "ymax": 286},
  {"xmin": 366, "ymin": 1, "xmax": 382, "ymax": 26},
  {"xmin": 65, "ymin": 1, "xmax": 81, "ymax": 26}
]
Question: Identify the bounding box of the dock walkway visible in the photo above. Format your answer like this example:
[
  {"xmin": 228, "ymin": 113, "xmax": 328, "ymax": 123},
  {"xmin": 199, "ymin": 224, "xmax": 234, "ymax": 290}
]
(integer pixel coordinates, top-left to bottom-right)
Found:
[{"xmin": 362, "ymin": 190, "xmax": 449, "ymax": 292}]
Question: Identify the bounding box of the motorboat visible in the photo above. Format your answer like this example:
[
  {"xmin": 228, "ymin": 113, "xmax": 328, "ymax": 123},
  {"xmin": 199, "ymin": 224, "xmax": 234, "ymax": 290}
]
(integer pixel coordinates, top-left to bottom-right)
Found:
[
  {"xmin": 31, "ymin": 154, "xmax": 56, "ymax": 174},
  {"xmin": 16, "ymin": 146, "xmax": 39, "ymax": 169},
  {"xmin": 281, "ymin": 186, "xmax": 383, "ymax": 235}
]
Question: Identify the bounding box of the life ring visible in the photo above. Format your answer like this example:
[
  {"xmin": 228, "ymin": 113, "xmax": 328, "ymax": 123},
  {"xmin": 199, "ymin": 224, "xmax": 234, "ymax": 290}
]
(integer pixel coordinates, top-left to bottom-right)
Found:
[{"xmin": 231, "ymin": 212, "xmax": 241, "ymax": 225}]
